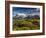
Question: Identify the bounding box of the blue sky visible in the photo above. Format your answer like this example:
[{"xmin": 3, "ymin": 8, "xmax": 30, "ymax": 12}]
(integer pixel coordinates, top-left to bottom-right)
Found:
[{"xmin": 12, "ymin": 7, "xmax": 40, "ymax": 16}]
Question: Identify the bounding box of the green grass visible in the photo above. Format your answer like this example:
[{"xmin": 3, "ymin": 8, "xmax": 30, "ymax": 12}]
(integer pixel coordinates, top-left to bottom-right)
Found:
[{"xmin": 13, "ymin": 19, "xmax": 40, "ymax": 31}]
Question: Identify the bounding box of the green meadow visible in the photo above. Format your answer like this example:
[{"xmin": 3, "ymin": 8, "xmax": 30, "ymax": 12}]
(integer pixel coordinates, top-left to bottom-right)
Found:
[{"xmin": 13, "ymin": 18, "xmax": 40, "ymax": 31}]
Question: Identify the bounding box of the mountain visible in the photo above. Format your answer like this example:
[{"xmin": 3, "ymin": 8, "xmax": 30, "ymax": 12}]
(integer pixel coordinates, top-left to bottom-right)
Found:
[{"xmin": 15, "ymin": 13, "xmax": 40, "ymax": 19}]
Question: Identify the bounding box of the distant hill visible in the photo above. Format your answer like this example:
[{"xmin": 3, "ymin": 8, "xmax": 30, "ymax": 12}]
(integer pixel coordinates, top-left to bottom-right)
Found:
[{"xmin": 14, "ymin": 13, "xmax": 40, "ymax": 19}]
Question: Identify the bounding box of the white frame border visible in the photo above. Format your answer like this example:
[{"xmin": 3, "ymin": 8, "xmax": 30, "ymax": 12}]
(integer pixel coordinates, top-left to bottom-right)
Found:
[{"xmin": 10, "ymin": 4, "xmax": 43, "ymax": 34}]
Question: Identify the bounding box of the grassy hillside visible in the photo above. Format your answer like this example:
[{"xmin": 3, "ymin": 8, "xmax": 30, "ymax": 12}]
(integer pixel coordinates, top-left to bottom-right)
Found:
[{"xmin": 13, "ymin": 18, "xmax": 40, "ymax": 31}]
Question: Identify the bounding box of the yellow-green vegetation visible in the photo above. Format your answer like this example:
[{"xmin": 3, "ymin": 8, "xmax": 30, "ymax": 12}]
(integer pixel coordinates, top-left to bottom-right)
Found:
[{"xmin": 13, "ymin": 19, "xmax": 40, "ymax": 31}]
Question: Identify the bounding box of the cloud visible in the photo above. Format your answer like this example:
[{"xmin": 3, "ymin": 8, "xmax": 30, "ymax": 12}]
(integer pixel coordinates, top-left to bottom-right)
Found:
[{"xmin": 13, "ymin": 7, "xmax": 40, "ymax": 17}]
